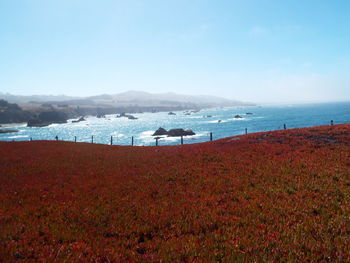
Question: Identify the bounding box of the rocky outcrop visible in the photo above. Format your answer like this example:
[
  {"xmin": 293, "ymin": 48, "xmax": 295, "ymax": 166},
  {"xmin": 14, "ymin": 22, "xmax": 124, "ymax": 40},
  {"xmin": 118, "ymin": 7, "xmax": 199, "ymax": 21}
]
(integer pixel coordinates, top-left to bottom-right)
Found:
[
  {"xmin": 152, "ymin": 127, "xmax": 195, "ymax": 137},
  {"xmin": 27, "ymin": 111, "xmax": 68, "ymax": 127},
  {"xmin": 27, "ymin": 120, "xmax": 51, "ymax": 127},
  {"xmin": 246, "ymin": 112, "xmax": 253, "ymax": 115},
  {"xmin": 72, "ymin": 116, "xmax": 86, "ymax": 123},
  {"xmin": 168, "ymin": 112, "xmax": 176, "ymax": 115},
  {"xmin": 116, "ymin": 112, "xmax": 138, "ymax": 120},
  {"xmin": 0, "ymin": 99, "xmax": 34, "ymax": 124},
  {"xmin": 234, "ymin": 115, "xmax": 242, "ymax": 119},
  {"xmin": 167, "ymin": 129, "xmax": 195, "ymax": 137},
  {"xmin": 152, "ymin": 127, "xmax": 168, "ymax": 136}
]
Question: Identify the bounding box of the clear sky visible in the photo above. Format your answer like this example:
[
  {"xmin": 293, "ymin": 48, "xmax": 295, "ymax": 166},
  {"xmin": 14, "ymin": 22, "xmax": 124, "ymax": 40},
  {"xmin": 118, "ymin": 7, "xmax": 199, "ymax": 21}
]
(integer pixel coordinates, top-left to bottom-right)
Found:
[{"xmin": 1, "ymin": 0, "xmax": 349, "ymax": 103}]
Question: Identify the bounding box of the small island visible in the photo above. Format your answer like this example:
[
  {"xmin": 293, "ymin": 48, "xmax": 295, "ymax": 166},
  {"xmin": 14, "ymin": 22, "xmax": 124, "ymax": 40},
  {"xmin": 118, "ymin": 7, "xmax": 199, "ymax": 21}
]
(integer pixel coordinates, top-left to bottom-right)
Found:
[{"xmin": 152, "ymin": 127, "xmax": 195, "ymax": 137}]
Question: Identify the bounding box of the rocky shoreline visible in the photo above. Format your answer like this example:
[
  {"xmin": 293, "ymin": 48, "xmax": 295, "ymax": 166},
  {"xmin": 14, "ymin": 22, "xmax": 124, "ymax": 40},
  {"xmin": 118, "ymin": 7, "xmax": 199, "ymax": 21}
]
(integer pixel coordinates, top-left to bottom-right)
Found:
[
  {"xmin": 0, "ymin": 99, "xmax": 205, "ymax": 127},
  {"xmin": 0, "ymin": 129, "xmax": 18, "ymax": 134}
]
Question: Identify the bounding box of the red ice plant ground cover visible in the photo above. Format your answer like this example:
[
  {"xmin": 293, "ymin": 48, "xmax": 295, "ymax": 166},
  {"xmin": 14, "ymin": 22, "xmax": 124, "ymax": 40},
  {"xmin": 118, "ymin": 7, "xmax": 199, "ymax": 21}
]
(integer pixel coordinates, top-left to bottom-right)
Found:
[{"xmin": 0, "ymin": 124, "xmax": 349, "ymax": 262}]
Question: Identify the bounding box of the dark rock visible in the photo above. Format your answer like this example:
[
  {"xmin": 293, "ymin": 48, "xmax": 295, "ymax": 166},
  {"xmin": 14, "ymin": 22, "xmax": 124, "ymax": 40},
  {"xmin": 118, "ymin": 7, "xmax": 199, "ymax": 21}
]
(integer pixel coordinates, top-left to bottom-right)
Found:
[
  {"xmin": 167, "ymin": 128, "xmax": 195, "ymax": 137},
  {"xmin": 152, "ymin": 127, "xmax": 168, "ymax": 136},
  {"xmin": 27, "ymin": 111, "xmax": 68, "ymax": 127},
  {"xmin": 0, "ymin": 129, "xmax": 18, "ymax": 133},
  {"xmin": 72, "ymin": 116, "xmax": 86, "ymax": 123},
  {"xmin": 246, "ymin": 112, "xmax": 253, "ymax": 115},
  {"xmin": 38, "ymin": 111, "xmax": 68, "ymax": 123},
  {"xmin": 206, "ymin": 115, "xmax": 212, "ymax": 118},
  {"xmin": 168, "ymin": 112, "xmax": 176, "ymax": 115},
  {"xmin": 218, "ymin": 120, "xmax": 222, "ymax": 123},
  {"xmin": 152, "ymin": 127, "xmax": 195, "ymax": 137},
  {"xmin": 0, "ymin": 100, "xmax": 34, "ymax": 124},
  {"xmin": 27, "ymin": 120, "xmax": 51, "ymax": 127},
  {"xmin": 117, "ymin": 112, "xmax": 137, "ymax": 119},
  {"xmin": 127, "ymin": 115, "xmax": 138, "ymax": 120},
  {"xmin": 234, "ymin": 115, "xmax": 242, "ymax": 119}
]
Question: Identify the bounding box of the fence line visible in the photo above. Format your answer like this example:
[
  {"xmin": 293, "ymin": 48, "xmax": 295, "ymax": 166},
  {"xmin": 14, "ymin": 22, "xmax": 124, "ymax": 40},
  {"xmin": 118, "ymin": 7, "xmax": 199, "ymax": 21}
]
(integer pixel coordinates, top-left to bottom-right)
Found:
[{"xmin": 18, "ymin": 120, "xmax": 336, "ymax": 146}]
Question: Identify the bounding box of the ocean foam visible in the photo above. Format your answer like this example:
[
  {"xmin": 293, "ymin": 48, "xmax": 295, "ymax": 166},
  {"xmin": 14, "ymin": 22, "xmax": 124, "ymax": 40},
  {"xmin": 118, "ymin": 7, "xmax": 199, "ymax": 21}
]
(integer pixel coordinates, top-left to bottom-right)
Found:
[{"xmin": 7, "ymin": 135, "xmax": 29, "ymax": 139}]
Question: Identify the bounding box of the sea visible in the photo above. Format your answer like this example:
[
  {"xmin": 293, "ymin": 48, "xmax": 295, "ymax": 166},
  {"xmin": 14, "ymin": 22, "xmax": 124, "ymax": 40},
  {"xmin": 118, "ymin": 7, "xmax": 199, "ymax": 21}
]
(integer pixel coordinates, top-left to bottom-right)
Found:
[{"xmin": 1, "ymin": 102, "xmax": 349, "ymax": 146}]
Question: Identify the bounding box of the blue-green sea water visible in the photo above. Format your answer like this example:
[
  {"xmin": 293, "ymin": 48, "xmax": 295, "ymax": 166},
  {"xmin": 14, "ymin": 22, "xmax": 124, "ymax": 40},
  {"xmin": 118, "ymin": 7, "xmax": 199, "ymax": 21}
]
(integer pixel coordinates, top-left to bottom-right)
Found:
[{"xmin": 1, "ymin": 102, "xmax": 349, "ymax": 146}]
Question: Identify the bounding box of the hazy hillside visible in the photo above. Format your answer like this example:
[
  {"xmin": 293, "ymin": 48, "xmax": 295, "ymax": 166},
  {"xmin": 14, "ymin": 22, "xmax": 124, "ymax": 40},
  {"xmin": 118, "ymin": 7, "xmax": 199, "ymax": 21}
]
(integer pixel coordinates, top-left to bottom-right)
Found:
[
  {"xmin": 0, "ymin": 92, "xmax": 79, "ymax": 103},
  {"xmin": 0, "ymin": 91, "xmax": 254, "ymax": 108}
]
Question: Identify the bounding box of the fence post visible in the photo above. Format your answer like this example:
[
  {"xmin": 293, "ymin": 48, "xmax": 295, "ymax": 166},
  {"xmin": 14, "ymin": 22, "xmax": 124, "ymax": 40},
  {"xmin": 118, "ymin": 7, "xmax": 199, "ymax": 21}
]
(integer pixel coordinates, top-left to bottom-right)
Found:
[
  {"xmin": 91, "ymin": 135, "xmax": 94, "ymax": 143},
  {"xmin": 283, "ymin": 124, "xmax": 287, "ymax": 130},
  {"xmin": 330, "ymin": 120, "xmax": 334, "ymax": 126},
  {"xmin": 131, "ymin": 136, "xmax": 134, "ymax": 146},
  {"xmin": 110, "ymin": 136, "xmax": 113, "ymax": 145},
  {"xmin": 210, "ymin": 132, "xmax": 213, "ymax": 141},
  {"xmin": 74, "ymin": 136, "xmax": 77, "ymax": 142},
  {"xmin": 245, "ymin": 128, "xmax": 248, "ymax": 135},
  {"xmin": 30, "ymin": 137, "xmax": 32, "ymax": 141},
  {"xmin": 156, "ymin": 138, "xmax": 159, "ymax": 146},
  {"xmin": 181, "ymin": 135, "xmax": 183, "ymax": 145}
]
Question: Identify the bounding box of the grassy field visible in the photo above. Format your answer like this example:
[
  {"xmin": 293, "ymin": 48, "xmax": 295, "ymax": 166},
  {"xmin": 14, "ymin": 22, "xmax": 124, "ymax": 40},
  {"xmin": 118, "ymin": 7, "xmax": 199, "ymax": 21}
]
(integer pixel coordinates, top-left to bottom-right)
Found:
[{"xmin": 0, "ymin": 124, "xmax": 349, "ymax": 262}]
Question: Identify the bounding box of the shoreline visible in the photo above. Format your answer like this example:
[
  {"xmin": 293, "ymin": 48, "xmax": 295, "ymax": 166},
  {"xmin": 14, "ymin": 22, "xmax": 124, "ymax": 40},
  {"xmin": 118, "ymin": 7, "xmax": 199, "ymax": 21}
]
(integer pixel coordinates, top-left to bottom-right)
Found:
[
  {"xmin": 1, "ymin": 123, "xmax": 349, "ymax": 146},
  {"xmin": 0, "ymin": 122, "xmax": 27, "ymax": 128}
]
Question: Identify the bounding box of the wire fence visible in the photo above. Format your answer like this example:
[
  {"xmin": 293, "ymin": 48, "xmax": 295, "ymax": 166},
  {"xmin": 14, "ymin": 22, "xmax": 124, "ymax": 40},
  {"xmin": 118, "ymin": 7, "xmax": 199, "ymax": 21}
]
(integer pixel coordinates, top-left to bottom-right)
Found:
[{"xmin": 17, "ymin": 120, "xmax": 337, "ymax": 146}]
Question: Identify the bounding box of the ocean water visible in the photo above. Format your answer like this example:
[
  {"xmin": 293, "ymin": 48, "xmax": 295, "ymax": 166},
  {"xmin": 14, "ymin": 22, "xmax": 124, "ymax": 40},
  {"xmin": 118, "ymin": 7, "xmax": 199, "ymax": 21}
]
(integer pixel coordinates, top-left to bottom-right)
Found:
[{"xmin": 1, "ymin": 102, "xmax": 349, "ymax": 146}]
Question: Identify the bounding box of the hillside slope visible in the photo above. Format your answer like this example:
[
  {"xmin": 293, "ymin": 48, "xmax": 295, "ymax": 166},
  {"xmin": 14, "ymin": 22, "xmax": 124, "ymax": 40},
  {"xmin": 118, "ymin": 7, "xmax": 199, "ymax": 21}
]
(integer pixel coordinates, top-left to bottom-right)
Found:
[{"xmin": 0, "ymin": 124, "xmax": 349, "ymax": 262}]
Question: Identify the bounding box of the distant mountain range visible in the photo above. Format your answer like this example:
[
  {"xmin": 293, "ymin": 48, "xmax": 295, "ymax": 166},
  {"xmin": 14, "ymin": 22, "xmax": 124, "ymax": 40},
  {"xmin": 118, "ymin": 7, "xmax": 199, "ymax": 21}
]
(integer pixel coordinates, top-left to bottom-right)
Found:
[{"xmin": 0, "ymin": 90, "xmax": 254, "ymax": 107}]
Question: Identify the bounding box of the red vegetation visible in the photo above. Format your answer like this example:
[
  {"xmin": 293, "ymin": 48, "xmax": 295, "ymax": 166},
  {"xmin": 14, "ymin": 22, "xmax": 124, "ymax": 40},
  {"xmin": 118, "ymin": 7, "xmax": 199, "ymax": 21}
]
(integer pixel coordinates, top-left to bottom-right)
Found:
[{"xmin": 0, "ymin": 124, "xmax": 349, "ymax": 262}]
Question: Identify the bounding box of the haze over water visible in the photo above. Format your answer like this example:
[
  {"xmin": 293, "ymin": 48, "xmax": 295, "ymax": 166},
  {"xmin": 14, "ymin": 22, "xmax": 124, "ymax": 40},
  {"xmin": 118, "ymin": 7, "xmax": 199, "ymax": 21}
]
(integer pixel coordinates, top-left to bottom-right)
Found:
[{"xmin": 1, "ymin": 102, "xmax": 349, "ymax": 146}]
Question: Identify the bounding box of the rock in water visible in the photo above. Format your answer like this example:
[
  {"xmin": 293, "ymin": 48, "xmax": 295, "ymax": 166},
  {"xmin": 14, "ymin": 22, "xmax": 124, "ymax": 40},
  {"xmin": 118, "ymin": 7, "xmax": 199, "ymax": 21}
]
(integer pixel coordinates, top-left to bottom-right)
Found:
[
  {"xmin": 152, "ymin": 127, "xmax": 168, "ymax": 136},
  {"xmin": 234, "ymin": 115, "xmax": 242, "ymax": 119},
  {"xmin": 167, "ymin": 128, "xmax": 195, "ymax": 137},
  {"xmin": 152, "ymin": 127, "xmax": 195, "ymax": 137},
  {"xmin": 72, "ymin": 116, "xmax": 86, "ymax": 123}
]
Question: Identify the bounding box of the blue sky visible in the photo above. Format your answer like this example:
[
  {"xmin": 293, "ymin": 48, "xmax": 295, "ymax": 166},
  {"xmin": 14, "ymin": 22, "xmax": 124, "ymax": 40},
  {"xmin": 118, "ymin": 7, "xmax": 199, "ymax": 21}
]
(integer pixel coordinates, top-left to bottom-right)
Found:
[{"xmin": 1, "ymin": 0, "xmax": 349, "ymax": 103}]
